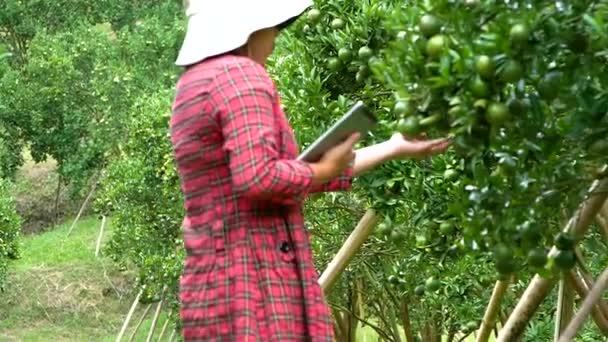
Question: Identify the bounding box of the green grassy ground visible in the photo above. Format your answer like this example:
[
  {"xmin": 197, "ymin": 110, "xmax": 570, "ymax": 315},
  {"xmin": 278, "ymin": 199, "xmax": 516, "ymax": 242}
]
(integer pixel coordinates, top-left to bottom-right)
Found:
[
  {"xmin": 0, "ymin": 217, "xmax": 173, "ymax": 342},
  {"xmin": 0, "ymin": 215, "xmax": 487, "ymax": 342}
]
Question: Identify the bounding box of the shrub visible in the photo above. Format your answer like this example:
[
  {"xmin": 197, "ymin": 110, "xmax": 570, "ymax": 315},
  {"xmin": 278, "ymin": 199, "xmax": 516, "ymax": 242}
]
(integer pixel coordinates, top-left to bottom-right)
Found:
[{"xmin": 0, "ymin": 179, "xmax": 22, "ymax": 291}]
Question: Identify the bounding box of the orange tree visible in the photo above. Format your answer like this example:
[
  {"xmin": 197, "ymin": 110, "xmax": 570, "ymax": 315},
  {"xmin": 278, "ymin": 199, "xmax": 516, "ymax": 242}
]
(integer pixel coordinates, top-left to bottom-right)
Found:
[
  {"xmin": 268, "ymin": 0, "xmax": 608, "ymax": 340},
  {"xmin": 4, "ymin": 0, "xmax": 605, "ymax": 339}
]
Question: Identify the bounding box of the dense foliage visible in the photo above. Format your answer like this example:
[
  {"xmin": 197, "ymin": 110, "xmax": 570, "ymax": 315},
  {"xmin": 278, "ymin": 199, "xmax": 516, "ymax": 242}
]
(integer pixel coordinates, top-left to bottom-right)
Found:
[
  {"xmin": 0, "ymin": 179, "xmax": 21, "ymax": 292},
  {"xmin": 1, "ymin": 0, "xmax": 607, "ymax": 340}
]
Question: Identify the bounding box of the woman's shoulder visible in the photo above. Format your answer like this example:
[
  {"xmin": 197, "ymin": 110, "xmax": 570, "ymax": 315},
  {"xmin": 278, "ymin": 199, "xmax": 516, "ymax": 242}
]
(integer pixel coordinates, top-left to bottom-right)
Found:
[
  {"xmin": 185, "ymin": 55, "xmax": 271, "ymax": 83},
  {"xmin": 213, "ymin": 55, "xmax": 274, "ymax": 87},
  {"xmin": 176, "ymin": 55, "xmax": 276, "ymax": 104}
]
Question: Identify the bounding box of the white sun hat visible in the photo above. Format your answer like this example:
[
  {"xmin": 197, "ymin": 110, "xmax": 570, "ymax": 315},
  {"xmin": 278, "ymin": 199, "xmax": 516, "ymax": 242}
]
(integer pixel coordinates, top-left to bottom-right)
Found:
[{"xmin": 175, "ymin": 0, "xmax": 313, "ymax": 66}]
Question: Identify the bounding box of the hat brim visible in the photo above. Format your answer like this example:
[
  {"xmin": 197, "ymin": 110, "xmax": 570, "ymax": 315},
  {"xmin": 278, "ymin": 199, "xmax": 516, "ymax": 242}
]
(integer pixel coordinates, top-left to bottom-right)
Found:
[{"xmin": 175, "ymin": 0, "xmax": 313, "ymax": 67}]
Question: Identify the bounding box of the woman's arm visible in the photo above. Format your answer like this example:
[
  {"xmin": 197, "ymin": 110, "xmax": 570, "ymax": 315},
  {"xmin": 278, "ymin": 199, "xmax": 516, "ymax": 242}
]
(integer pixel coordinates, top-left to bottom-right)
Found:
[
  {"xmin": 309, "ymin": 133, "xmax": 451, "ymax": 193},
  {"xmin": 216, "ymin": 60, "xmax": 355, "ymax": 205},
  {"xmin": 352, "ymin": 140, "xmax": 396, "ymax": 177}
]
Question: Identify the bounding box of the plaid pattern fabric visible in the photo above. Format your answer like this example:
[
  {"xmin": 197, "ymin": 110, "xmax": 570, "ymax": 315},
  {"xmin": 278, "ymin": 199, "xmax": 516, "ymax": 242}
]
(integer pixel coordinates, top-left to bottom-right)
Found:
[{"xmin": 170, "ymin": 55, "xmax": 353, "ymax": 341}]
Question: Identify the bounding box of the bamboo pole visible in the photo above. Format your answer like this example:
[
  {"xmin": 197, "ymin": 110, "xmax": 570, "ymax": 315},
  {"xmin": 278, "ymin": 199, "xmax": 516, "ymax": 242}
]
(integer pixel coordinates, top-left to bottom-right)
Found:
[
  {"xmin": 578, "ymin": 268, "xmax": 608, "ymax": 320},
  {"xmin": 318, "ymin": 209, "xmax": 379, "ymax": 293},
  {"xmin": 157, "ymin": 314, "xmax": 172, "ymax": 341},
  {"xmin": 67, "ymin": 172, "xmax": 101, "ymax": 236},
  {"xmin": 95, "ymin": 215, "xmax": 107, "ymax": 257},
  {"xmin": 497, "ymin": 178, "xmax": 608, "ymax": 342},
  {"xmin": 559, "ymin": 267, "xmax": 608, "ymax": 341},
  {"xmin": 145, "ymin": 297, "xmax": 165, "ymax": 342},
  {"xmin": 127, "ymin": 303, "xmax": 152, "ymax": 342},
  {"xmin": 566, "ymin": 271, "xmax": 608, "ymax": 334},
  {"xmin": 553, "ymin": 279, "xmax": 575, "ymax": 341},
  {"xmin": 476, "ymin": 277, "xmax": 511, "ymax": 342},
  {"xmin": 116, "ymin": 289, "xmax": 143, "ymax": 342}
]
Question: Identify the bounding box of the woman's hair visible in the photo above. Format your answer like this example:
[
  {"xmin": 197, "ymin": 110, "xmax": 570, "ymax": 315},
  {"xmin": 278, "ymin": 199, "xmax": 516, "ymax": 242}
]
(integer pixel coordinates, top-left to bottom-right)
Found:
[{"xmin": 277, "ymin": 16, "xmax": 298, "ymax": 31}]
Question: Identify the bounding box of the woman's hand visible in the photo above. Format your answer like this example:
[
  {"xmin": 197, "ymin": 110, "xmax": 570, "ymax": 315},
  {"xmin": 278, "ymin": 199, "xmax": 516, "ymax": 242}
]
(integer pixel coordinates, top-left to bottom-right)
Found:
[
  {"xmin": 310, "ymin": 133, "xmax": 360, "ymax": 185},
  {"xmin": 386, "ymin": 132, "xmax": 451, "ymax": 160}
]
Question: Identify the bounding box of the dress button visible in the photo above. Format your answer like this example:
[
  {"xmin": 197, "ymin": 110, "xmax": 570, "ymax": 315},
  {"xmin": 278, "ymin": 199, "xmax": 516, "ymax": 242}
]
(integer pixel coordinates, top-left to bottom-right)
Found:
[{"xmin": 279, "ymin": 241, "xmax": 291, "ymax": 253}]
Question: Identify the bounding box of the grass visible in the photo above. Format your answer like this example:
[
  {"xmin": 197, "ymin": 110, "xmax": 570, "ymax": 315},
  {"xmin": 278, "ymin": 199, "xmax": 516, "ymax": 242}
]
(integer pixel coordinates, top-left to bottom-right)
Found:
[
  {"xmin": 1, "ymin": 215, "xmax": 485, "ymax": 342},
  {"xmin": 0, "ymin": 216, "xmax": 174, "ymax": 342}
]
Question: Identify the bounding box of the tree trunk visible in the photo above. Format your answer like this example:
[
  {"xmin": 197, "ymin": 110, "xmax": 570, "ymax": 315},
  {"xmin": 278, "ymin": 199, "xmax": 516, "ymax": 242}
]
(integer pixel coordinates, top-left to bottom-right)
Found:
[
  {"xmin": 54, "ymin": 175, "xmax": 62, "ymax": 226},
  {"xmin": 401, "ymin": 300, "xmax": 415, "ymax": 342},
  {"xmin": 566, "ymin": 271, "xmax": 608, "ymax": 334},
  {"xmin": 553, "ymin": 279, "xmax": 574, "ymax": 341},
  {"xmin": 477, "ymin": 277, "xmax": 511, "ymax": 342},
  {"xmin": 497, "ymin": 178, "xmax": 608, "ymax": 342},
  {"xmin": 597, "ymin": 213, "xmax": 608, "ymax": 242},
  {"xmin": 333, "ymin": 310, "xmax": 348, "ymax": 342},
  {"xmin": 559, "ymin": 267, "xmax": 608, "ymax": 341},
  {"xmin": 347, "ymin": 280, "xmax": 360, "ymax": 342},
  {"xmin": 423, "ymin": 322, "xmax": 431, "ymax": 342},
  {"xmin": 430, "ymin": 320, "xmax": 441, "ymax": 342},
  {"xmin": 601, "ymin": 200, "xmax": 608, "ymax": 221},
  {"xmin": 388, "ymin": 305, "xmax": 402, "ymax": 342},
  {"xmin": 447, "ymin": 330, "xmax": 456, "ymax": 342}
]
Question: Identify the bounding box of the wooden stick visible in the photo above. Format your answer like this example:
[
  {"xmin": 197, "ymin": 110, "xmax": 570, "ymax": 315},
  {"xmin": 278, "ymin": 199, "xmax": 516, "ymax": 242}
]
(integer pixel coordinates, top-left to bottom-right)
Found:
[
  {"xmin": 476, "ymin": 277, "xmax": 511, "ymax": 342},
  {"xmin": 145, "ymin": 297, "xmax": 165, "ymax": 342},
  {"xmin": 559, "ymin": 267, "xmax": 608, "ymax": 341},
  {"xmin": 67, "ymin": 173, "xmax": 100, "ymax": 236},
  {"xmin": 577, "ymin": 268, "xmax": 608, "ymax": 320},
  {"xmin": 127, "ymin": 303, "xmax": 152, "ymax": 342},
  {"xmin": 566, "ymin": 271, "xmax": 608, "ymax": 334},
  {"xmin": 95, "ymin": 216, "xmax": 107, "ymax": 257},
  {"xmin": 157, "ymin": 314, "xmax": 172, "ymax": 341},
  {"xmin": 318, "ymin": 209, "xmax": 379, "ymax": 293},
  {"xmin": 497, "ymin": 178, "xmax": 608, "ymax": 342},
  {"xmin": 553, "ymin": 279, "xmax": 575, "ymax": 341},
  {"xmin": 116, "ymin": 289, "xmax": 143, "ymax": 342}
]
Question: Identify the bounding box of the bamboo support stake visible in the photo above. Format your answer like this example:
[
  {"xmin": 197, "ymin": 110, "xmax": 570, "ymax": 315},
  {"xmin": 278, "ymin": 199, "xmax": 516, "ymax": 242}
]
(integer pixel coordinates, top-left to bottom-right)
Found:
[
  {"xmin": 145, "ymin": 297, "xmax": 165, "ymax": 342},
  {"xmin": 553, "ymin": 279, "xmax": 575, "ymax": 341},
  {"xmin": 578, "ymin": 268, "xmax": 608, "ymax": 320},
  {"xmin": 116, "ymin": 289, "xmax": 143, "ymax": 342},
  {"xmin": 559, "ymin": 267, "xmax": 608, "ymax": 341},
  {"xmin": 318, "ymin": 209, "xmax": 379, "ymax": 293},
  {"xmin": 95, "ymin": 216, "xmax": 107, "ymax": 257},
  {"xmin": 497, "ymin": 178, "xmax": 608, "ymax": 342},
  {"xmin": 566, "ymin": 271, "xmax": 608, "ymax": 334},
  {"xmin": 127, "ymin": 303, "xmax": 152, "ymax": 342},
  {"xmin": 67, "ymin": 173, "xmax": 100, "ymax": 236},
  {"xmin": 157, "ymin": 314, "xmax": 172, "ymax": 341},
  {"xmin": 476, "ymin": 277, "xmax": 511, "ymax": 342}
]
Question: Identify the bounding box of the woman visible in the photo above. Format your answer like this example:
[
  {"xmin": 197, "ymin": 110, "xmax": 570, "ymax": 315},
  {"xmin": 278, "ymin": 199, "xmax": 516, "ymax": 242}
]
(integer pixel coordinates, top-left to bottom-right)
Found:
[{"xmin": 170, "ymin": 1, "xmax": 450, "ymax": 340}]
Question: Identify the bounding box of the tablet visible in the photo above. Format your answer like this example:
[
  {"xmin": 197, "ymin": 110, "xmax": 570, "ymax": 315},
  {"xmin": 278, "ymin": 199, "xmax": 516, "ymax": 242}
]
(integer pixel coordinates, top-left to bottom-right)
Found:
[{"xmin": 297, "ymin": 101, "xmax": 378, "ymax": 162}]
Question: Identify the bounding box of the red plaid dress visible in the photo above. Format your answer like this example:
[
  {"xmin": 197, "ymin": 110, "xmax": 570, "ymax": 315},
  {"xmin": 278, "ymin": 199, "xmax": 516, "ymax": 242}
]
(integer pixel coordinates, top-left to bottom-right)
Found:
[{"xmin": 170, "ymin": 55, "xmax": 353, "ymax": 341}]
